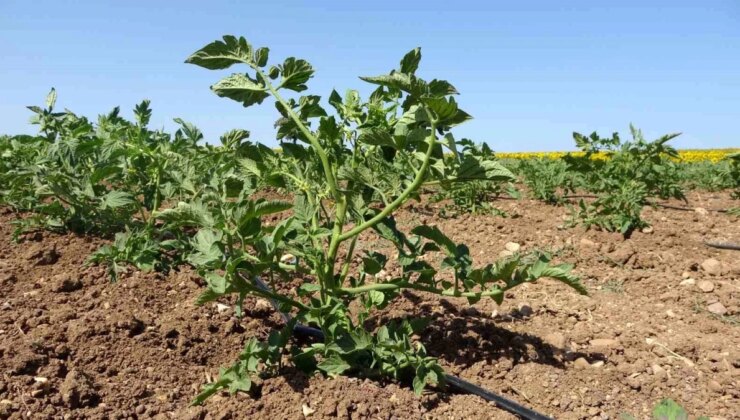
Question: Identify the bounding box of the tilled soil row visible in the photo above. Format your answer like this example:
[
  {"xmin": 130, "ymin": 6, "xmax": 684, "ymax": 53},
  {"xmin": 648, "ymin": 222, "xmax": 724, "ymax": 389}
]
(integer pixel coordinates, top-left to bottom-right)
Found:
[{"xmin": 0, "ymin": 192, "xmax": 737, "ymax": 419}]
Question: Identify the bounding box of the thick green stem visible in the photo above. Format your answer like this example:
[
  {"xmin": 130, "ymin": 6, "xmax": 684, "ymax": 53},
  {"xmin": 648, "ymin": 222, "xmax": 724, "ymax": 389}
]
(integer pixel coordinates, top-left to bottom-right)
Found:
[
  {"xmin": 338, "ymin": 118, "xmax": 438, "ymax": 242},
  {"xmin": 338, "ymin": 235, "xmax": 359, "ymax": 286},
  {"xmin": 255, "ymin": 67, "xmax": 340, "ymax": 202}
]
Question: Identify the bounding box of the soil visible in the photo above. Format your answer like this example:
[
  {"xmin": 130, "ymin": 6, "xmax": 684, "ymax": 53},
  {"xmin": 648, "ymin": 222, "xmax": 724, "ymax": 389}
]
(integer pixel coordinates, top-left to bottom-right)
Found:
[{"xmin": 0, "ymin": 191, "xmax": 738, "ymax": 420}]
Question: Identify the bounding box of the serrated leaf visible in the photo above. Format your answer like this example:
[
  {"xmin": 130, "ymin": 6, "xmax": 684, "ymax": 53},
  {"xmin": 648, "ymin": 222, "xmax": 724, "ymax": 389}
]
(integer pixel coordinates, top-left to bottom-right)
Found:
[
  {"xmin": 358, "ymin": 127, "xmax": 396, "ymax": 148},
  {"xmin": 317, "ymin": 354, "xmax": 350, "ymax": 377},
  {"xmin": 278, "ymin": 58, "xmax": 314, "ymax": 92},
  {"xmin": 411, "ymin": 225, "xmax": 457, "ymax": 256},
  {"xmin": 186, "ymin": 35, "xmax": 256, "ymax": 69},
  {"xmin": 452, "ymin": 157, "xmax": 515, "ymax": 182},
  {"xmin": 211, "ymin": 73, "xmax": 270, "ymax": 108},
  {"xmin": 189, "ymin": 229, "xmax": 223, "ymax": 266},
  {"xmin": 400, "ymin": 48, "xmax": 421, "ymax": 74},
  {"xmin": 99, "ymin": 190, "xmax": 135, "ymax": 210}
]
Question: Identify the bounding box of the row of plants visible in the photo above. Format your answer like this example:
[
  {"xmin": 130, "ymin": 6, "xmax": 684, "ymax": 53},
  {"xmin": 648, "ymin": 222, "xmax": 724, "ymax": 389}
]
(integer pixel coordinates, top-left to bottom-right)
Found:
[
  {"xmin": 0, "ymin": 36, "xmax": 589, "ymax": 403},
  {"xmin": 500, "ymin": 131, "xmax": 739, "ymax": 235},
  {"xmin": 498, "ymin": 147, "xmax": 739, "ymax": 163}
]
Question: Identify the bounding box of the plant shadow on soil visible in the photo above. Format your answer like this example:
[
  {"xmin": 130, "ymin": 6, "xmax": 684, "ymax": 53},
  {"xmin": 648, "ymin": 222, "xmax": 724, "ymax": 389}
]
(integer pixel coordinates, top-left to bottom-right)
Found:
[{"xmin": 365, "ymin": 291, "xmax": 606, "ymax": 371}]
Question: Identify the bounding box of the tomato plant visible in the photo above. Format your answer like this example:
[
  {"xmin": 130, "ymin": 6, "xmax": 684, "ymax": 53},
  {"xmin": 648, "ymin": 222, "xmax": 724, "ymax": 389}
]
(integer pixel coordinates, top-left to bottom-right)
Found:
[
  {"xmin": 185, "ymin": 35, "xmax": 587, "ymax": 401},
  {"xmin": 564, "ymin": 126, "xmax": 685, "ymax": 235}
]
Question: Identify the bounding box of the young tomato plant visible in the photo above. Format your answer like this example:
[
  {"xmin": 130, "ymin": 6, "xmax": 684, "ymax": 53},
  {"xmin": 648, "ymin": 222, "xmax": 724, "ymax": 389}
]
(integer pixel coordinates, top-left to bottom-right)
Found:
[
  {"xmin": 565, "ymin": 126, "xmax": 685, "ymax": 236},
  {"xmin": 186, "ymin": 35, "xmax": 588, "ymax": 402},
  {"xmin": 430, "ymin": 139, "xmax": 518, "ymax": 216},
  {"xmin": 515, "ymin": 157, "xmax": 580, "ymax": 204}
]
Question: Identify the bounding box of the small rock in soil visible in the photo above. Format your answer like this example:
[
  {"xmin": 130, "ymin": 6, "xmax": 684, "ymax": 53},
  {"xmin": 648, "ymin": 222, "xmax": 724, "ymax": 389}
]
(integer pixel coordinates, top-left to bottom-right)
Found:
[
  {"xmin": 504, "ymin": 242, "xmax": 521, "ymax": 252},
  {"xmin": 694, "ymin": 207, "xmax": 708, "ymax": 216},
  {"xmin": 641, "ymin": 226, "xmax": 654, "ymax": 234},
  {"xmin": 60, "ymin": 369, "xmax": 99, "ymax": 408},
  {"xmin": 650, "ymin": 364, "xmax": 666, "ymax": 378},
  {"xmin": 499, "ymin": 250, "xmax": 514, "ymax": 258},
  {"xmin": 24, "ymin": 244, "xmax": 59, "ymax": 266},
  {"xmin": 589, "ymin": 338, "xmax": 619, "ymax": 349},
  {"xmin": 51, "ymin": 274, "xmax": 82, "ymax": 293},
  {"xmin": 545, "ymin": 332, "xmax": 567, "ymax": 349},
  {"xmin": 517, "ymin": 303, "xmax": 533, "ymax": 317},
  {"xmin": 697, "ymin": 280, "xmax": 715, "ymax": 293},
  {"xmin": 254, "ymin": 299, "xmax": 272, "ymax": 313},
  {"xmin": 700, "ymin": 258, "xmax": 722, "ymax": 275},
  {"xmin": 609, "ymin": 244, "xmax": 635, "ymax": 266},
  {"xmin": 574, "ymin": 358, "xmax": 590, "ymax": 369},
  {"xmin": 679, "ymin": 278, "xmax": 696, "ymax": 287},
  {"xmin": 302, "ymin": 404, "xmax": 315, "ymax": 417},
  {"xmin": 708, "ymin": 380, "xmax": 723, "ymax": 394},
  {"xmin": 579, "ymin": 238, "xmax": 598, "ymax": 248},
  {"xmin": 707, "ymin": 302, "xmax": 727, "ymax": 316}
]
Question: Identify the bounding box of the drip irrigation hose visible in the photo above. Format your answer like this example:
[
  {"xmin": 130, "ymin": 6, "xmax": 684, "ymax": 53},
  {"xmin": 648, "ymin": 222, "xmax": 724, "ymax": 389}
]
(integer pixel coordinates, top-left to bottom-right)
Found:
[
  {"xmin": 652, "ymin": 202, "xmax": 730, "ymax": 213},
  {"xmin": 704, "ymin": 241, "xmax": 740, "ymax": 251},
  {"xmin": 250, "ymin": 276, "xmax": 553, "ymax": 420}
]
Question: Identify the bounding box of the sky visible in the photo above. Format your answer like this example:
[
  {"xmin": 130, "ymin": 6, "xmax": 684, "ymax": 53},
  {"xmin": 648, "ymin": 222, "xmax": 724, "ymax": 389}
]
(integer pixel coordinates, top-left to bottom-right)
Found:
[{"xmin": 1, "ymin": 1, "xmax": 738, "ymax": 151}]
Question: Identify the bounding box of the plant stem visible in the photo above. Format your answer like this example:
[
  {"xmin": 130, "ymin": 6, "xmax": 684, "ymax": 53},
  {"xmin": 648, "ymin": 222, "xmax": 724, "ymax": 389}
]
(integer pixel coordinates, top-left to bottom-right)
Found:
[
  {"xmin": 147, "ymin": 165, "xmax": 162, "ymax": 229},
  {"xmin": 236, "ymin": 271, "xmax": 309, "ymax": 311},
  {"xmin": 338, "ymin": 118, "xmax": 438, "ymax": 242},
  {"xmin": 338, "ymin": 235, "xmax": 358, "ymax": 286},
  {"xmin": 340, "ymin": 281, "xmax": 503, "ymax": 299},
  {"xmin": 255, "ymin": 67, "xmax": 340, "ymax": 202}
]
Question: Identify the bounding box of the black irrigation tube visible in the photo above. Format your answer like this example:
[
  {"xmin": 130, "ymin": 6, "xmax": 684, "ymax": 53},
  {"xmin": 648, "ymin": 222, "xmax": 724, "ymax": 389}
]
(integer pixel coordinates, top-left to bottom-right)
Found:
[
  {"xmin": 652, "ymin": 202, "xmax": 730, "ymax": 213},
  {"xmin": 250, "ymin": 276, "xmax": 553, "ymax": 420},
  {"xmin": 705, "ymin": 241, "xmax": 740, "ymax": 251}
]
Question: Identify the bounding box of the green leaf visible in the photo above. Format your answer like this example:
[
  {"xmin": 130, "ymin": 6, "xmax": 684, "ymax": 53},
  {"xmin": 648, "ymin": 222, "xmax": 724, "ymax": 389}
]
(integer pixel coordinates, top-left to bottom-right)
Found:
[
  {"xmin": 186, "ymin": 35, "xmax": 256, "ymax": 70},
  {"xmin": 411, "ymin": 225, "xmax": 457, "ymax": 256},
  {"xmin": 358, "ymin": 127, "xmax": 396, "ymax": 148},
  {"xmin": 368, "ymin": 290, "xmax": 385, "ymax": 306},
  {"xmin": 211, "ymin": 73, "xmax": 270, "ymax": 108},
  {"xmin": 99, "ymin": 191, "xmax": 135, "ymax": 210},
  {"xmin": 652, "ymin": 399, "xmax": 688, "ymax": 420},
  {"xmin": 253, "ymin": 200, "xmax": 292, "ymax": 217},
  {"xmin": 253, "ymin": 47, "xmax": 270, "ymax": 67},
  {"xmin": 400, "ymin": 48, "xmax": 421, "ymax": 74},
  {"xmin": 278, "ymin": 58, "xmax": 314, "ymax": 92},
  {"xmin": 298, "ymin": 283, "xmax": 321, "ymax": 296},
  {"xmin": 453, "ymin": 157, "xmax": 515, "ymax": 182},
  {"xmin": 360, "ymin": 72, "xmax": 419, "ymax": 94},
  {"xmin": 45, "ymin": 87, "xmax": 57, "ymax": 109},
  {"xmin": 189, "ymin": 229, "xmax": 223, "ymax": 266},
  {"xmin": 317, "ymin": 354, "xmax": 350, "ymax": 377}
]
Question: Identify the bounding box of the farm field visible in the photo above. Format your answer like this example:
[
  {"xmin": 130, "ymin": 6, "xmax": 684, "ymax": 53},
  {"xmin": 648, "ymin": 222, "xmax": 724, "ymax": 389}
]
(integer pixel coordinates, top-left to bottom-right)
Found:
[
  {"xmin": 1, "ymin": 34, "xmax": 739, "ymax": 420},
  {"xmin": 0, "ymin": 191, "xmax": 737, "ymax": 419}
]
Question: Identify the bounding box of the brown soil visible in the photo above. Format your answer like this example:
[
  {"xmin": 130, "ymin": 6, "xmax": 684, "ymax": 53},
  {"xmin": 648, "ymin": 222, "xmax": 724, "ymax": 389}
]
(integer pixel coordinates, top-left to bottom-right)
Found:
[{"xmin": 0, "ymin": 192, "xmax": 738, "ymax": 420}]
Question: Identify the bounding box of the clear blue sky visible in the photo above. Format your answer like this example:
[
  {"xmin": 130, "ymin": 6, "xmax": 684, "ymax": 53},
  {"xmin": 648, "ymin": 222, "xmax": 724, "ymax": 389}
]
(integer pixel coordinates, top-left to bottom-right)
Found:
[{"xmin": 1, "ymin": 1, "xmax": 738, "ymax": 151}]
